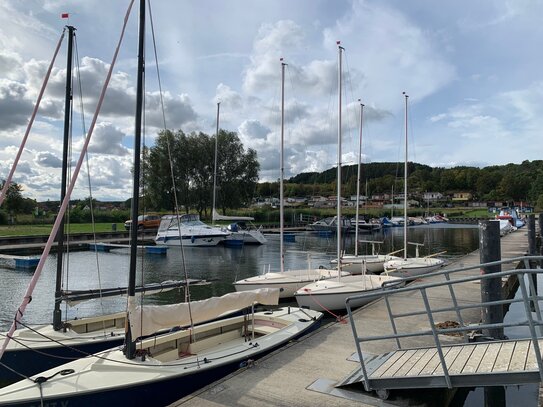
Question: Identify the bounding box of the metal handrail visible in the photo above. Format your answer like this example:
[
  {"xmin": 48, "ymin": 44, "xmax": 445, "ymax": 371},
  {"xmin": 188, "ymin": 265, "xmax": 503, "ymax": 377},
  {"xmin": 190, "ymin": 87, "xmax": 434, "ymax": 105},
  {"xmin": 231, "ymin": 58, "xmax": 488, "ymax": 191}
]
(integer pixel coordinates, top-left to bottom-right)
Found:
[{"xmin": 345, "ymin": 255, "xmax": 543, "ymax": 392}]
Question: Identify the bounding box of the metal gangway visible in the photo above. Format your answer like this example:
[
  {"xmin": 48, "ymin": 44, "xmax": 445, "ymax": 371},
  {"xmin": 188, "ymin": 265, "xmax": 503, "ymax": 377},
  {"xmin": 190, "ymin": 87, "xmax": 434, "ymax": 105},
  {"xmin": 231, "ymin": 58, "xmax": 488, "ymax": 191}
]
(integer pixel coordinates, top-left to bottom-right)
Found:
[{"xmin": 339, "ymin": 256, "xmax": 543, "ymax": 394}]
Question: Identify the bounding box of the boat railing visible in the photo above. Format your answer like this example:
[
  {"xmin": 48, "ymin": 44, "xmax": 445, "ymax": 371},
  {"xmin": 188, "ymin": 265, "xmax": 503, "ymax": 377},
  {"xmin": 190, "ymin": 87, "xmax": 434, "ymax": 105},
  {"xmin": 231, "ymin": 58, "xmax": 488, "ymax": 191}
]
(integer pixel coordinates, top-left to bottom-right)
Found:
[{"xmin": 345, "ymin": 255, "xmax": 543, "ymax": 391}]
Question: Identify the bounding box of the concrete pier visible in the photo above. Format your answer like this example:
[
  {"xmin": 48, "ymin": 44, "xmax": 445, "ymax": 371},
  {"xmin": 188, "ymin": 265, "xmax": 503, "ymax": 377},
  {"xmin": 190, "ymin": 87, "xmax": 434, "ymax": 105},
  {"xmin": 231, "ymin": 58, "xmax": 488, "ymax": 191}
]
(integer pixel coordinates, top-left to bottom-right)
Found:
[{"xmin": 172, "ymin": 228, "xmax": 530, "ymax": 407}]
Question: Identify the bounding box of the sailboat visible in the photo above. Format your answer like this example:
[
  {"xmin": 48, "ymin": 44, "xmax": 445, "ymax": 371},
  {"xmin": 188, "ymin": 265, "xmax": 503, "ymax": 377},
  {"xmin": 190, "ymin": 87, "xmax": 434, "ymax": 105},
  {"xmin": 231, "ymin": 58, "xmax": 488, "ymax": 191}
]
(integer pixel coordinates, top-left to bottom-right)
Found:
[
  {"xmin": 211, "ymin": 102, "xmax": 266, "ymax": 245},
  {"xmin": 382, "ymin": 93, "xmax": 444, "ymax": 278},
  {"xmin": 331, "ymin": 101, "xmax": 400, "ymax": 275},
  {"xmin": 294, "ymin": 43, "xmax": 402, "ymax": 312},
  {"xmin": 0, "ymin": 22, "xmax": 210, "ymax": 383},
  {"xmin": 0, "ymin": 3, "xmax": 322, "ymax": 405},
  {"xmin": 233, "ymin": 58, "xmax": 345, "ymax": 299}
]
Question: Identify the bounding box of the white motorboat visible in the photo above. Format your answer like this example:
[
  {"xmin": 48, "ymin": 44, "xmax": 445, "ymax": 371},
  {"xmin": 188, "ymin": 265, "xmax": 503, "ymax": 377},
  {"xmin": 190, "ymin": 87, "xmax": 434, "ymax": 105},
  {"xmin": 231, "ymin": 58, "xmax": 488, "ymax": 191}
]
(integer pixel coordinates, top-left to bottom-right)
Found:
[
  {"xmin": 155, "ymin": 214, "xmax": 230, "ymax": 247},
  {"xmin": 213, "ymin": 209, "xmax": 267, "ymax": 244}
]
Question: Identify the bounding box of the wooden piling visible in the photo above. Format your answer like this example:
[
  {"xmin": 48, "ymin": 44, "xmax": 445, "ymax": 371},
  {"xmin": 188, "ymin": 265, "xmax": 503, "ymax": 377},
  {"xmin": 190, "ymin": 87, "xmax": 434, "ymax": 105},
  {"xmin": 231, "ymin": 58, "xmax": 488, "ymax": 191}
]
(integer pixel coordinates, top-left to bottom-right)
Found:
[{"xmin": 479, "ymin": 220, "xmax": 504, "ymax": 339}]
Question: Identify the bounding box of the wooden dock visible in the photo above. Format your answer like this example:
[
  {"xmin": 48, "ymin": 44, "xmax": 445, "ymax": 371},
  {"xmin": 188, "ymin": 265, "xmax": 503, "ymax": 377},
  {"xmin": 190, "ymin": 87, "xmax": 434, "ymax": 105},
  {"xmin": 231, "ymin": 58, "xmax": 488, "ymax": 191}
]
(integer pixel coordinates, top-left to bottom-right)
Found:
[{"xmin": 172, "ymin": 228, "xmax": 531, "ymax": 406}]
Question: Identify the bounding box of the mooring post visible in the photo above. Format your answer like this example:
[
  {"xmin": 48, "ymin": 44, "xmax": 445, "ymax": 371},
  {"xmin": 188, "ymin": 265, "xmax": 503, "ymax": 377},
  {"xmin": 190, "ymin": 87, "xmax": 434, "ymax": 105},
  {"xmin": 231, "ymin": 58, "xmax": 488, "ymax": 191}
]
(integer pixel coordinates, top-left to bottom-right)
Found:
[
  {"xmin": 527, "ymin": 215, "xmax": 537, "ymax": 309},
  {"xmin": 479, "ymin": 220, "xmax": 504, "ymax": 339},
  {"xmin": 539, "ymin": 213, "xmax": 543, "ymax": 265}
]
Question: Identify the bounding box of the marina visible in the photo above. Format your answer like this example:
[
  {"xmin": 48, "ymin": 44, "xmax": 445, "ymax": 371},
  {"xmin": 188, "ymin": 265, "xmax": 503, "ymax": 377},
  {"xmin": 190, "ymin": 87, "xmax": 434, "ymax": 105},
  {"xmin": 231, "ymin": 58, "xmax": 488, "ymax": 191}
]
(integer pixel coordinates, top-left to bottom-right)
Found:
[
  {"xmin": 173, "ymin": 225, "xmax": 538, "ymax": 407},
  {"xmin": 0, "ymin": 221, "xmax": 538, "ymax": 405}
]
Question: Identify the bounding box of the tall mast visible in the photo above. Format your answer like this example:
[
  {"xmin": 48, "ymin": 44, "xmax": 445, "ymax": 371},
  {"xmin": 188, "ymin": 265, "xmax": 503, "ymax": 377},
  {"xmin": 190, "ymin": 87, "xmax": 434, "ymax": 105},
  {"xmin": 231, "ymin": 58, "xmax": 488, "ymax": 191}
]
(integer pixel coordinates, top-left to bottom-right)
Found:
[
  {"xmin": 125, "ymin": 0, "xmax": 145, "ymax": 360},
  {"xmin": 280, "ymin": 58, "xmax": 286, "ymax": 273},
  {"xmin": 53, "ymin": 25, "xmax": 75, "ymax": 331},
  {"xmin": 337, "ymin": 42, "xmax": 344, "ymax": 276},
  {"xmin": 354, "ymin": 100, "xmax": 364, "ymax": 257},
  {"xmin": 403, "ymin": 92, "xmax": 409, "ymax": 260},
  {"xmin": 212, "ymin": 101, "xmax": 220, "ymax": 223}
]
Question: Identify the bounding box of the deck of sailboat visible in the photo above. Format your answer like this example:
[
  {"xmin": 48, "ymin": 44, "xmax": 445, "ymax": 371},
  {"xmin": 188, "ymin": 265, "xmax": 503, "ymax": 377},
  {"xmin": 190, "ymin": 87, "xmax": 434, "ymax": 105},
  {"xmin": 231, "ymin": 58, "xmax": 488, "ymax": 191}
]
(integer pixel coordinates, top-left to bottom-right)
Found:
[{"xmin": 173, "ymin": 229, "xmax": 529, "ymax": 407}]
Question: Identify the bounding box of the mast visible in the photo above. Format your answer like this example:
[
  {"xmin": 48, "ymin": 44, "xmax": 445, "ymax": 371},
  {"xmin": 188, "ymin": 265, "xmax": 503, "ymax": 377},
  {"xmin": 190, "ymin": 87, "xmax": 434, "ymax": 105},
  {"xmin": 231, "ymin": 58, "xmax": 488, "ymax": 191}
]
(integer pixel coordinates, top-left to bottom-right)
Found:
[
  {"xmin": 336, "ymin": 42, "xmax": 344, "ymax": 276},
  {"xmin": 354, "ymin": 100, "xmax": 364, "ymax": 257},
  {"xmin": 125, "ymin": 0, "xmax": 145, "ymax": 360},
  {"xmin": 53, "ymin": 25, "xmax": 75, "ymax": 331},
  {"xmin": 403, "ymin": 92, "xmax": 409, "ymax": 260},
  {"xmin": 280, "ymin": 58, "xmax": 286, "ymax": 273},
  {"xmin": 212, "ymin": 102, "xmax": 220, "ymax": 223}
]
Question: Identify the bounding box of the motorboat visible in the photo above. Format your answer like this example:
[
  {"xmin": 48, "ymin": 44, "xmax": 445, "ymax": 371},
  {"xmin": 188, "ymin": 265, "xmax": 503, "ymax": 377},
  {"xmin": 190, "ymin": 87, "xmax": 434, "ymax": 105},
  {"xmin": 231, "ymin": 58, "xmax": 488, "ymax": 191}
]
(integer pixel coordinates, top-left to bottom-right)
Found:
[{"xmin": 155, "ymin": 214, "xmax": 230, "ymax": 247}]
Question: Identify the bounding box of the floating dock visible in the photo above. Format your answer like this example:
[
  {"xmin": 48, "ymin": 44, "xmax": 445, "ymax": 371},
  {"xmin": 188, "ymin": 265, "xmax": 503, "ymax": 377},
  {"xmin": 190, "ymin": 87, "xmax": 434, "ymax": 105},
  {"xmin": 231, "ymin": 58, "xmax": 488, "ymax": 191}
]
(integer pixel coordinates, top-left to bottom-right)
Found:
[
  {"xmin": 88, "ymin": 242, "xmax": 168, "ymax": 254},
  {"xmin": 173, "ymin": 229, "xmax": 531, "ymax": 406},
  {"xmin": 0, "ymin": 254, "xmax": 40, "ymax": 270}
]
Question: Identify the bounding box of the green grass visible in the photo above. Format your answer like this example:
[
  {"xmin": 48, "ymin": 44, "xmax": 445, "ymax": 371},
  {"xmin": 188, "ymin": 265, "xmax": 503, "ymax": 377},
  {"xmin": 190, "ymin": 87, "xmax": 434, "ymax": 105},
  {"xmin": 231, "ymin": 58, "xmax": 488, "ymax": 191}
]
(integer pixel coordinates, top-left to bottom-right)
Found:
[{"xmin": 0, "ymin": 223, "xmax": 125, "ymax": 236}]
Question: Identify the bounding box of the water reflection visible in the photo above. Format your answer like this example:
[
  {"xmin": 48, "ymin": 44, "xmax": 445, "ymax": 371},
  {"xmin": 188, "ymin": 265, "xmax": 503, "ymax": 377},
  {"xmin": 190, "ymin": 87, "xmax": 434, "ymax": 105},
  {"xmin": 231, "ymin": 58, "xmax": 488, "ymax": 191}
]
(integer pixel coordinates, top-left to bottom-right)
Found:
[{"xmin": 0, "ymin": 225, "xmax": 479, "ymax": 331}]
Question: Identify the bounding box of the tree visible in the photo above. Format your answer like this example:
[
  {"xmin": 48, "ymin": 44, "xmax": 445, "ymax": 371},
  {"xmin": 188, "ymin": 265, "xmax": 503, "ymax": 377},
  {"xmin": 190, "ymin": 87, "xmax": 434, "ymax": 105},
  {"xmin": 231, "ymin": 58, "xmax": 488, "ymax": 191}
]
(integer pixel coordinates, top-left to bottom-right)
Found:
[
  {"xmin": 0, "ymin": 180, "xmax": 25, "ymax": 213},
  {"xmin": 142, "ymin": 129, "xmax": 260, "ymax": 216}
]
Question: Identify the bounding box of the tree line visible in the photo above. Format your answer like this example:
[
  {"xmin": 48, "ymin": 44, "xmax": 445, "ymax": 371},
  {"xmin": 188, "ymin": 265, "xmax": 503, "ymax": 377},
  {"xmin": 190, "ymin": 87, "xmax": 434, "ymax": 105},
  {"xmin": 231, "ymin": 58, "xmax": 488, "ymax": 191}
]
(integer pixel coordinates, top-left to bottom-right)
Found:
[{"xmin": 257, "ymin": 160, "xmax": 543, "ymax": 207}]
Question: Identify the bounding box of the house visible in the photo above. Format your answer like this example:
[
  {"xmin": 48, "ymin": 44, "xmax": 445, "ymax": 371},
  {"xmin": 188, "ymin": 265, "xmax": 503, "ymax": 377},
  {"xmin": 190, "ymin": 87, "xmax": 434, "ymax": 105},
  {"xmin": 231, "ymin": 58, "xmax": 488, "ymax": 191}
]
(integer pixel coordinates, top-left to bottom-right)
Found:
[
  {"xmin": 451, "ymin": 192, "xmax": 472, "ymax": 202},
  {"xmin": 422, "ymin": 192, "xmax": 443, "ymax": 202}
]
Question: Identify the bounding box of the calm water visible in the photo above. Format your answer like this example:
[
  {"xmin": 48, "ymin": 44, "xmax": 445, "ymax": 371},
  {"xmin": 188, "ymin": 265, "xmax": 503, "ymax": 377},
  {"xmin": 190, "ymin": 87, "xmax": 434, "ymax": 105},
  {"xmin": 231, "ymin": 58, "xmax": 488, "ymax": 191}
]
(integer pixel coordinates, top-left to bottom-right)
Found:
[
  {"xmin": 0, "ymin": 224, "xmax": 479, "ymax": 330},
  {"xmin": 0, "ymin": 224, "xmax": 537, "ymax": 405}
]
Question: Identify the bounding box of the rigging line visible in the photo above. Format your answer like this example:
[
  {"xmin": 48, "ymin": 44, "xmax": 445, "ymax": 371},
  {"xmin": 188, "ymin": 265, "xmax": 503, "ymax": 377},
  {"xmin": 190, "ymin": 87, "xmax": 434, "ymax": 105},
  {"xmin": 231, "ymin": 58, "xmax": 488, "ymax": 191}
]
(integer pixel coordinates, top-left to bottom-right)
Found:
[
  {"xmin": 147, "ymin": 0, "xmax": 193, "ymax": 324},
  {"xmin": 74, "ymin": 30, "xmax": 106, "ymax": 322},
  {"xmin": 0, "ymin": 28, "xmax": 66, "ymax": 207},
  {"xmin": 0, "ymin": 0, "xmax": 136, "ymax": 362},
  {"xmin": 342, "ymin": 49, "xmax": 358, "ymax": 165}
]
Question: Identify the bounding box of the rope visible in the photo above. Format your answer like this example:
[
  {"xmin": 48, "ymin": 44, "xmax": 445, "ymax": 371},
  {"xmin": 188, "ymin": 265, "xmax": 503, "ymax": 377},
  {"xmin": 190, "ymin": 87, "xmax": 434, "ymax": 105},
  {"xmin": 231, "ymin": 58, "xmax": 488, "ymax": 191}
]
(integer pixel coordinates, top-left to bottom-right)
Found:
[
  {"xmin": 0, "ymin": 29, "xmax": 66, "ymax": 207},
  {"xmin": 301, "ymin": 288, "xmax": 348, "ymax": 323},
  {"xmin": 148, "ymin": 0, "xmax": 194, "ymax": 326},
  {"xmin": 0, "ymin": 0, "xmax": 136, "ymax": 362}
]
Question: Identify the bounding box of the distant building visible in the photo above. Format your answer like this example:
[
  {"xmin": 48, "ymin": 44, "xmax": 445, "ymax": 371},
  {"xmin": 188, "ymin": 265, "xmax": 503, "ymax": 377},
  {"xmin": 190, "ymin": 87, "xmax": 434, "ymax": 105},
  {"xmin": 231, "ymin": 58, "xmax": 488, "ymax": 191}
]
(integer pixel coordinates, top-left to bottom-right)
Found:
[
  {"xmin": 452, "ymin": 192, "xmax": 472, "ymax": 202},
  {"xmin": 423, "ymin": 192, "xmax": 443, "ymax": 201}
]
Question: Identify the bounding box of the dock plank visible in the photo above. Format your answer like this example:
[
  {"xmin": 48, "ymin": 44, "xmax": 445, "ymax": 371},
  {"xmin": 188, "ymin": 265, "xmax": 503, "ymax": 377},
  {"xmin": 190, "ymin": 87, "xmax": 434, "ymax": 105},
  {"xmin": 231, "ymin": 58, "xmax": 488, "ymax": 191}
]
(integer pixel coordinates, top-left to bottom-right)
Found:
[
  {"xmin": 392, "ymin": 348, "xmax": 430, "ymax": 377},
  {"xmin": 371, "ymin": 350, "xmax": 406, "ymax": 378},
  {"xmin": 525, "ymin": 340, "xmax": 543, "ymax": 371},
  {"xmin": 462, "ymin": 343, "xmax": 489, "ymax": 374},
  {"xmin": 476, "ymin": 343, "xmax": 502, "ymax": 373},
  {"xmin": 420, "ymin": 347, "xmax": 451, "ymax": 375},
  {"xmin": 508, "ymin": 340, "xmax": 530, "ymax": 371},
  {"xmin": 493, "ymin": 342, "xmax": 516, "ymax": 372},
  {"xmin": 449, "ymin": 344, "xmax": 476, "ymax": 374},
  {"xmin": 406, "ymin": 348, "xmax": 436, "ymax": 376},
  {"xmin": 434, "ymin": 346, "xmax": 462, "ymax": 375}
]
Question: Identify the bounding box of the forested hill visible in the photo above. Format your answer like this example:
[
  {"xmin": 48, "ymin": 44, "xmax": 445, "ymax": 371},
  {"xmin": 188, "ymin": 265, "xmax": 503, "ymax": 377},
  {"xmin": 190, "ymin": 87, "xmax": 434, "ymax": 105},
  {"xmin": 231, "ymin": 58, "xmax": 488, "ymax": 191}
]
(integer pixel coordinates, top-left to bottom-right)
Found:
[{"xmin": 265, "ymin": 160, "xmax": 543, "ymax": 205}]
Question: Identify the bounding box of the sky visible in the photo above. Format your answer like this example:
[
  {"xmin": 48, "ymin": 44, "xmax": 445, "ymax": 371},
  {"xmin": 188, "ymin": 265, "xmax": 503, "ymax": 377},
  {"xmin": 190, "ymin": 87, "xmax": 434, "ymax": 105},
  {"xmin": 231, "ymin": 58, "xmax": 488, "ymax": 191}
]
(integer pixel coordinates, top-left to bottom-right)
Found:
[{"xmin": 1, "ymin": 0, "xmax": 542, "ymax": 202}]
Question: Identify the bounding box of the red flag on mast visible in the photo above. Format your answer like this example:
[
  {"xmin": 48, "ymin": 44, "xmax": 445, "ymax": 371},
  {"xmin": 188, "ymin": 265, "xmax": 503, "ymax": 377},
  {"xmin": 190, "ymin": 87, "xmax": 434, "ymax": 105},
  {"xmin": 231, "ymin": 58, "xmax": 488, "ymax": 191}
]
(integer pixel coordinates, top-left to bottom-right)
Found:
[{"xmin": 61, "ymin": 13, "xmax": 69, "ymax": 19}]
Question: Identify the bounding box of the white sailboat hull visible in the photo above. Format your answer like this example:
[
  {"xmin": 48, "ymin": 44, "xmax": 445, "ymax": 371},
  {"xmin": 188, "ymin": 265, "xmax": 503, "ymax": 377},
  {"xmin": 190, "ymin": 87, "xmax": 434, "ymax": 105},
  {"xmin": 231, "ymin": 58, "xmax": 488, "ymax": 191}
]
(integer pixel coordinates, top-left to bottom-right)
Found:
[
  {"xmin": 332, "ymin": 255, "xmax": 401, "ymax": 274},
  {"xmin": 0, "ymin": 307, "xmax": 322, "ymax": 407},
  {"xmin": 383, "ymin": 257, "xmax": 445, "ymax": 279},
  {"xmin": 233, "ymin": 269, "xmax": 347, "ymax": 299},
  {"xmin": 294, "ymin": 274, "xmax": 403, "ymax": 311}
]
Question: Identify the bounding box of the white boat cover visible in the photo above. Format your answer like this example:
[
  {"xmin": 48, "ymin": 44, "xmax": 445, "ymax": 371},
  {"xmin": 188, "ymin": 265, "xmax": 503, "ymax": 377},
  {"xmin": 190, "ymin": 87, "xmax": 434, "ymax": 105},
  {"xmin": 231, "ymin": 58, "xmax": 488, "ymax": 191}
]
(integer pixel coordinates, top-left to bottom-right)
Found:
[
  {"xmin": 212, "ymin": 209, "xmax": 254, "ymax": 222},
  {"xmin": 128, "ymin": 288, "xmax": 280, "ymax": 337}
]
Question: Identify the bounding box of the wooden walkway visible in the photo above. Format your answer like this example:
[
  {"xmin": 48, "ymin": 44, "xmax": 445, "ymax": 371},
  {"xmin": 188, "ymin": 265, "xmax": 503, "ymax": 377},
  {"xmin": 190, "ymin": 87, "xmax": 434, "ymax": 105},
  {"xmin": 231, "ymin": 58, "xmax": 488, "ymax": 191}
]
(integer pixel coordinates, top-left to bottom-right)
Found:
[
  {"xmin": 339, "ymin": 339, "xmax": 543, "ymax": 390},
  {"xmin": 173, "ymin": 228, "xmax": 532, "ymax": 407}
]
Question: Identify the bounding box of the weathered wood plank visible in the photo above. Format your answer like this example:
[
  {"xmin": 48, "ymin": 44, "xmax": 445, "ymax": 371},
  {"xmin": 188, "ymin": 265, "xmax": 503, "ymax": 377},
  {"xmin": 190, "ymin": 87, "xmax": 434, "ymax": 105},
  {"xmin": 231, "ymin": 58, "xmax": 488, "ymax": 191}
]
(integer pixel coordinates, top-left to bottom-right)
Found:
[
  {"xmin": 508, "ymin": 340, "xmax": 530, "ymax": 371},
  {"xmin": 449, "ymin": 344, "xmax": 476, "ymax": 374},
  {"xmin": 406, "ymin": 348, "xmax": 436, "ymax": 377},
  {"xmin": 391, "ymin": 349, "xmax": 428, "ymax": 377},
  {"xmin": 420, "ymin": 347, "xmax": 451, "ymax": 375},
  {"xmin": 371, "ymin": 350, "xmax": 407, "ymax": 378},
  {"xmin": 476, "ymin": 343, "xmax": 502, "ymax": 373},
  {"xmin": 462, "ymin": 343, "xmax": 489, "ymax": 374},
  {"xmin": 525, "ymin": 340, "xmax": 543, "ymax": 371},
  {"xmin": 493, "ymin": 342, "xmax": 516, "ymax": 372},
  {"xmin": 434, "ymin": 346, "xmax": 462, "ymax": 375},
  {"xmin": 381, "ymin": 349, "xmax": 417, "ymax": 377}
]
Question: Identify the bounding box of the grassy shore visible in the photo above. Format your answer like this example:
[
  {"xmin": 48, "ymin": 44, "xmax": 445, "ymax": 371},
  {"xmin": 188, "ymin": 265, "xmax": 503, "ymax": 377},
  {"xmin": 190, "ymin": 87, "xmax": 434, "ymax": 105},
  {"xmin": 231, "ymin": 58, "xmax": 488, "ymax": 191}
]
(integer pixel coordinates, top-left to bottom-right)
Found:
[
  {"xmin": 0, "ymin": 223, "xmax": 125, "ymax": 236},
  {"xmin": 0, "ymin": 207, "xmax": 495, "ymax": 237}
]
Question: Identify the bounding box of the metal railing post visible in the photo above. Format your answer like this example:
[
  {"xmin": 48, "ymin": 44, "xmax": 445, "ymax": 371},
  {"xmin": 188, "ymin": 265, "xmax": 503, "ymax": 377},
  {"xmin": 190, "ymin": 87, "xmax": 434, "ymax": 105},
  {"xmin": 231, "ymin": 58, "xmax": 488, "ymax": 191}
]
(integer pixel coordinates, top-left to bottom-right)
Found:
[{"xmin": 518, "ymin": 273, "xmax": 543, "ymax": 381}]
